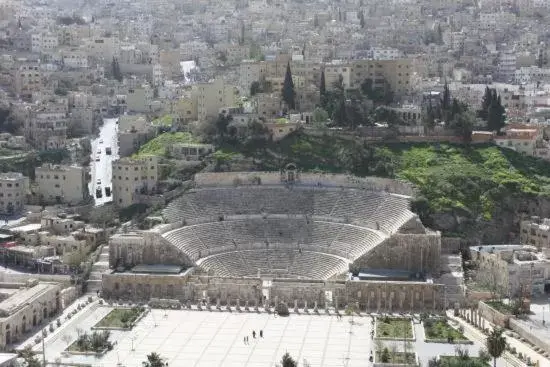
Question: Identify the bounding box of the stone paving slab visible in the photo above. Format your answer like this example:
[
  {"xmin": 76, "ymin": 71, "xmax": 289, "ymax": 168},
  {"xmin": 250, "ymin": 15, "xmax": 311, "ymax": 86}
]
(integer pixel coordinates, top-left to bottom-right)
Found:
[{"xmin": 41, "ymin": 307, "xmax": 374, "ymax": 367}]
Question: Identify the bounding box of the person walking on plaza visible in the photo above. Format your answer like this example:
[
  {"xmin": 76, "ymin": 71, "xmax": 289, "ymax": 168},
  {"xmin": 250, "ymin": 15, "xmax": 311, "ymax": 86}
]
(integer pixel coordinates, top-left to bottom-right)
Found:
[
  {"xmin": 259, "ymin": 330, "xmax": 263, "ymax": 338},
  {"xmin": 252, "ymin": 330, "xmax": 256, "ymax": 338}
]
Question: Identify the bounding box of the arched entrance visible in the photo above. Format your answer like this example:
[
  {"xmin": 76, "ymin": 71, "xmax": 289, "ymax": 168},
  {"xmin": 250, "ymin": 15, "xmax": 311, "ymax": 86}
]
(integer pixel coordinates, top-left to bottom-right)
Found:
[
  {"xmin": 43, "ymin": 306, "xmax": 48, "ymax": 320},
  {"xmin": 5, "ymin": 325, "xmax": 10, "ymax": 345},
  {"xmin": 32, "ymin": 310, "xmax": 37, "ymax": 327},
  {"xmin": 22, "ymin": 316, "xmax": 26, "ymax": 333}
]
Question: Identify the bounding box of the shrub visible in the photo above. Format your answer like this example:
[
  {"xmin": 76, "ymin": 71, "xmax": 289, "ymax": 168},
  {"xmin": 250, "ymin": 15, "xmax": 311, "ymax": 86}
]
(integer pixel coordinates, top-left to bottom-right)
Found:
[{"xmin": 276, "ymin": 302, "xmax": 290, "ymax": 317}]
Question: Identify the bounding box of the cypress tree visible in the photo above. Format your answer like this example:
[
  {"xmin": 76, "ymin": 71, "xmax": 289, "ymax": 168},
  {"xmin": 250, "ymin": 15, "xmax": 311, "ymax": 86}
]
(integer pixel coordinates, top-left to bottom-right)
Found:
[
  {"xmin": 478, "ymin": 86, "xmax": 492, "ymax": 121},
  {"xmin": 282, "ymin": 62, "xmax": 296, "ymax": 110},
  {"xmin": 487, "ymin": 90, "xmax": 505, "ymax": 133},
  {"xmin": 320, "ymin": 69, "xmax": 326, "ymax": 97}
]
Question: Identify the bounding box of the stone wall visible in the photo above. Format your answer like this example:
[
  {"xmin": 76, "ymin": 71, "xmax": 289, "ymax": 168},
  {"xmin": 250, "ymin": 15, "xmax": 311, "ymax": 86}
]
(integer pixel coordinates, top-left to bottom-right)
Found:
[
  {"xmin": 478, "ymin": 301, "xmax": 512, "ymax": 328},
  {"xmin": 509, "ymin": 318, "xmax": 550, "ymax": 353},
  {"xmin": 101, "ymin": 274, "xmax": 445, "ymax": 313},
  {"xmin": 108, "ymin": 231, "xmax": 193, "ymax": 269},
  {"xmin": 193, "ymin": 172, "xmax": 415, "ymax": 196},
  {"xmin": 352, "ymin": 233, "xmax": 441, "ymax": 275}
]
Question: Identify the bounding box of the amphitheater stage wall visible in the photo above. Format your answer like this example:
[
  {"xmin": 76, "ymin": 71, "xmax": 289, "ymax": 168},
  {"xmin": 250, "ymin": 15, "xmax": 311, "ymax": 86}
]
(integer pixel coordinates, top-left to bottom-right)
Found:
[
  {"xmin": 101, "ymin": 273, "xmax": 445, "ymax": 313},
  {"xmin": 352, "ymin": 233, "xmax": 441, "ymax": 275},
  {"xmin": 194, "ymin": 172, "xmax": 415, "ymax": 196},
  {"xmin": 109, "ymin": 231, "xmax": 194, "ymax": 269}
]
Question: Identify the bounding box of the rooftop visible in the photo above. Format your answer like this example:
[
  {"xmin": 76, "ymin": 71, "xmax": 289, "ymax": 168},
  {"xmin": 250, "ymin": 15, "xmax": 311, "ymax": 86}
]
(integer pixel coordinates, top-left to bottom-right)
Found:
[{"xmin": 0, "ymin": 283, "xmax": 58, "ymax": 317}]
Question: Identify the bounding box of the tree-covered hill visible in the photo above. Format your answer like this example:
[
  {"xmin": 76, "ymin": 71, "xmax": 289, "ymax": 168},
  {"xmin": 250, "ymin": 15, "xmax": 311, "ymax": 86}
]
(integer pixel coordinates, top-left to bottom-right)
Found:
[{"xmin": 260, "ymin": 131, "xmax": 550, "ymax": 242}]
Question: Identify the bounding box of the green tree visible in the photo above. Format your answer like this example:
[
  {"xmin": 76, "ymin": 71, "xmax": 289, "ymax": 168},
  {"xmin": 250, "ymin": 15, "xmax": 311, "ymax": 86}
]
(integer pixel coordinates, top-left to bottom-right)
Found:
[
  {"xmin": 282, "ymin": 62, "xmax": 296, "ymax": 110},
  {"xmin": 440, "ymin": 81, "xmax": 452, "ymax": 121},
  {"xmin": 281, "ymin": 352, "xmax": 298, "ymax": 367},
  {"xmin": 422, "ymin": 100, "xmax": 436, "ymax": 131},
  {"xmin": 477, "ymin": 86, "xmax": 492, "ymax": 121},
  {"xmin": 142, "ymin": 352, "xmax": 166, "ymax": 367},
  {"xmin": 320, "ymin": 69, "xmax": 326, "ymax": 98},
  {"xmin": 448, "ymin": 107, "xmax": 474, "ymax": 143},
  {"xmin": 487, "ymin": 90, "xmax": 506, "ymax": 133},
  {"xmin": 18, "ymin": 345, "xmax": 41, "ymax": 367},
  {"xmin": 112, "ymin": 57, "xmax": 122, "ymax": 82},
  {"xmin": 486, "ymin": 328, "xmax": 506, "ymax": 367},
  {"xmin": 313, "ymin": 107, "xmax": 329, "ymax": 124}
]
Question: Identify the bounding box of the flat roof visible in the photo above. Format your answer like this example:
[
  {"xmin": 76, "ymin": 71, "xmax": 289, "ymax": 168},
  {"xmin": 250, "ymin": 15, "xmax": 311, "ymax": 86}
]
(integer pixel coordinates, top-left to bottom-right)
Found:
[
  {"xmin": 131, "ymin": 264, "xmax": 183, "ymax": 274},
  {"xmin": 0, "ymin": 283, "xmax": 57, "ymax": 316},
  {"xmin": 9, "ymin": 223, "xmax": 42, "ymax": 233}
]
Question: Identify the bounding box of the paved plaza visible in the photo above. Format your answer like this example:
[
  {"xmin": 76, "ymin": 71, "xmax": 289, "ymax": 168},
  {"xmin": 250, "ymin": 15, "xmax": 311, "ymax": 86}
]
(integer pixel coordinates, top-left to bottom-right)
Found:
[{"xmin": 33, "ymin": 304, "xmax": 504, "ymax": 367}]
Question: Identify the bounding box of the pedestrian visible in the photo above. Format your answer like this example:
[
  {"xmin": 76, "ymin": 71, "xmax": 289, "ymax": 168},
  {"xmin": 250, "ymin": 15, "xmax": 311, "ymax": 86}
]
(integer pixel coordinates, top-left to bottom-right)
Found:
[
  {"xmin": 244, "ymin": 336, "xmax": 246, "ymax": 344},
  {"xmin": 260, "ymin": 330, "xmax": 263, "ymax": 338},
  {"xmin": 252, "ymin": 330, "xmax": 256, "ymax": 338}
]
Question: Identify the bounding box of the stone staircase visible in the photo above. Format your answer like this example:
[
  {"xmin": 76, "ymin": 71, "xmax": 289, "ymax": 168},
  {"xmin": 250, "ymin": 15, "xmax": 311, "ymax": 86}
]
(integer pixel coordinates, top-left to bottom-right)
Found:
[
  {"xmin": 86, "ymin": 245, "xmax": 110, "ymax": 294},
  {"xmin": 437, "ymin": 254, "xmax": 466, "ymax": 307}
]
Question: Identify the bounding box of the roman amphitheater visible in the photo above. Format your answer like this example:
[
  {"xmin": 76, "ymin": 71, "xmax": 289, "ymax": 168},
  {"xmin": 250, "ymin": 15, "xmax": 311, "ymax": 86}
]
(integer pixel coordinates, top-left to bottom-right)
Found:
[{"xmin": 103, "ymin": 168, "xmax": 462, "ymax": 312}]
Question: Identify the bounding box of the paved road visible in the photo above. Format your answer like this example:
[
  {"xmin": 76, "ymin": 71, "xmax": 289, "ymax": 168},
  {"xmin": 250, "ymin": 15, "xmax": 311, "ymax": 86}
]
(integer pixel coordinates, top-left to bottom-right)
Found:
[{"xmin": 88, "ymin": 118, "xmax": 119, "ymax": 206}]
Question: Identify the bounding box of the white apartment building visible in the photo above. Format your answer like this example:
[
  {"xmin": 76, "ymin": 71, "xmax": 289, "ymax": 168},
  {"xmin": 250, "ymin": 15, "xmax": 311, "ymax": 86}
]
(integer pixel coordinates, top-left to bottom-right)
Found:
[
  {"xmin": 369, "ymin": 47, "xmax": 402, "ymax": 60},
  {"xmin": 514, "ymin": 66, "xmax": 550, "ymax": 84},
  {"xmin": 31, "ymin": 33, "xmax": 58, "ymax": 53},
  {"xmin": 35, "ymin": 164, "xmax": 88, "ymax": 205},
  {"xmin": 61, "ymin": 50, "xmax": 88, "ymax": 68},
  {"xmin": 497, "ymin": 51, "xmax": 517, "ymax": 82},
  {"xmin": 126, "ymin": 84, "xmax": 153, "ymax": 113},
  {"xmin": 112, "ymin": 156, "xmax": 159, "ymax": 208},
  {"xmin": 26, "ymin": 112, "xmax": 68, "ymax": 150},
  {"xmin": 0, "ymin": 173, "xmax": 28, "ymax": 215},
  {"xmin": 195, "ymin": 79, "xmax": 240, "ymax": 122}
]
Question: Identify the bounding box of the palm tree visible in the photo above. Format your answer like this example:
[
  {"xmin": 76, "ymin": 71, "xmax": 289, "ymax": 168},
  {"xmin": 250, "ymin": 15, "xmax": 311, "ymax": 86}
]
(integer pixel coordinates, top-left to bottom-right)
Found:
[
  {"xmin": 142, "ymin": 352, "xmax": 166, "ymax": 367},
  {"xmin": 486, "ymin": 328, "xmax": 506, "ymax": 367},
  {"xmin": 281, "ymin": 352, "xmax": 298, "ymax": 367}
]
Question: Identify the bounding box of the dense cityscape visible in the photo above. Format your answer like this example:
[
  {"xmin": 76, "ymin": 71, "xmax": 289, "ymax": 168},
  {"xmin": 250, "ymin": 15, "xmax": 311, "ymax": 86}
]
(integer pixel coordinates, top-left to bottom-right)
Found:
[{"xmin": 0, "ymin": 0, "xmax": 549, "ymax": 365}]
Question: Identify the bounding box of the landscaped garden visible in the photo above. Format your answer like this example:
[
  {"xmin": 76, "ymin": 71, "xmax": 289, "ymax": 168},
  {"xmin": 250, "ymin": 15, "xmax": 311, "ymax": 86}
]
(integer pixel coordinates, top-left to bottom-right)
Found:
[
  {"xmin": 376, "ymin": 347, "xmax": 416, "ymax": 364},
  {"xmin": 376, "ymin": 316, "xmax": 413, "ymax": 339},
  {"xmin": 484, "ymin": 300, "xmax": 515, "ymax": 315},
  {"xmin": 67, "ymin": 330, "xmax": 113, "ymax": 354},
  {"xmin": 436, "ymin": 355, "xmax": 490, "ymax": 367},
  {"xmin": 94, "ymin": 307, "xmax": 145, "ymax": 329},
  {"xmin": 423, "ymin": 318, "xmax": 469, "ymax": 343}
]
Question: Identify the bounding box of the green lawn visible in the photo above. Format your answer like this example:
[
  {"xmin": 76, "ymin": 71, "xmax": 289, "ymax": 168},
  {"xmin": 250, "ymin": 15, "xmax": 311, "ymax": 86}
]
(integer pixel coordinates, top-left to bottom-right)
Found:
[
  {"xmin": 423, "ymin": 318, "xmax": 468, "ymax": 341},
  {"xmin": 376, "ymin": 317, "xmax": 413, "ymax": 338},
  {"xmin": 439, "ymin": 356, "xmax": 490, "ymax": 367},
  {"xmin": 133, "ymin": 132, "xmax": 200, "ymax": 158},
  {"xmin": 94, "ymin": 307, "xmax": 145, "ymax": 329},
  {"xmin": 151, "ymin": 115, "xmax": 173, "ymax": 127},
  {"xmin": 376, "ymin": 350, "xmax": 416, "ymax": 364},
  {"xmin": 485, "ymin": 300, "xmax": 514, "ymax": 315}
]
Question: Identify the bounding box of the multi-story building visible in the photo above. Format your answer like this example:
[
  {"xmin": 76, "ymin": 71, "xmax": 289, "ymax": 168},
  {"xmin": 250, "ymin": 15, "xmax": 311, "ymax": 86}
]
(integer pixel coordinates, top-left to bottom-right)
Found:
[
  {"xmin": 126, "ymin": 84, "xmax": 154, "ymax": 113},
  {"xmin": 12, "ymin": 61, "xmax": 42, "ymax": 100},
  {"xmin": 25, "ymin": 111, "xmax": 68, "ymax": 150},
  {"xmin": 195, "ymin": 79, "xmax": 240, "ymax": 122},
  {"xmin": 0, "ymin": 280, "xmax": 62, "ymax": 348},
  {"xmin": 31, "ymin": 33, "xmax": 59, "ymax": 53},
  {"xmin": 349, "ymin": 58, "xmax": 414, "ymax": 96},
  {"xmin": 239, "ymin": 60, "xmax": 267, "ymax": 95},
  {"xmin": 34, "ymin": 164, "xmax": 88, "ymax": 205},
  {"xmin": 112, "ymin": 156, "xmax": 159, "ymax": 208},
  {"xmin": 470, "ymin": 244, "xmax": 550, "ymax": 297},
  {"xmin": 520, "ymin": 217, "xmax": 550, "ymax": 250},
  {"xmin": 0, "ymin": 173, "xmax": 28, "ymax": 215}
]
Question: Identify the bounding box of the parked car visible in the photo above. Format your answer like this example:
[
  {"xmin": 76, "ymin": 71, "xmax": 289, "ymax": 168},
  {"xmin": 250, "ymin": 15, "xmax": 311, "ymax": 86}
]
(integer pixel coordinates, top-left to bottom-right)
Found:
[
  {"xmin": 95, "ymin": 187, "xmax": 103, "ymax": 198},
  {"xmin": 105, "ymin": 187, "xmax": 111, "ymax": 197},
  {"xmin": 105, "ymin": 147, "xmax": 112, "ymax": 155}
]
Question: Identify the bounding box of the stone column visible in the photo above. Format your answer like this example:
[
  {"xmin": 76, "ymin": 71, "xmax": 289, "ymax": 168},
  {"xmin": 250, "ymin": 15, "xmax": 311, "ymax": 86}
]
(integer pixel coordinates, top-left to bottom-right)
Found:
[
  {"xmin": 304, "ymin": 301, "xmax": 308, "ymax": 313},
  {"xmin": 216, "ymin": 298, "xmax": 221, "ymax": 310},
  {"xmin": 236, "ymin": 299, "xmax": 241, "ymax": 311},
  {"xmin": 245, "ymin": 300, "xmax": 249, "ymax": 311},
  {"xmin": 294, "ymin": 299, "xmax": 299, "ymax": 313},
  {"xmin": 313, "ymin": 301, "xmax": 318, "ymax": 313}
]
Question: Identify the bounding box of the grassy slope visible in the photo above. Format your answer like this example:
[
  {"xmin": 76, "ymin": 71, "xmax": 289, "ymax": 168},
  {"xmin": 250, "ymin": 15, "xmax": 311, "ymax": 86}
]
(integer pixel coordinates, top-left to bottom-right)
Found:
[
  {"xmin": 265, "ymin": 131, "xmax": 550, "ymax": 225},
  {"xmin": 133, "ymin": 132, "xmax": 199, "ymax": 158}
]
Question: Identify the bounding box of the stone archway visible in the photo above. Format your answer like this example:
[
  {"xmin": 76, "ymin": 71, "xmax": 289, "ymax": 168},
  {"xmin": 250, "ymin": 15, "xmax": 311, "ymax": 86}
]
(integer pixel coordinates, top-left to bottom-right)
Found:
[
  {"xmin": 5, "ymin": 325, "xmax": 10, "ymax": 345},
  {"xmin": 32, "ymin": 311, "xmax": 37, "ymax": 327},
  {"xmin": 22, "ymin": 316, "xmax": 26, "ymax": 333},
  {"xmin": 43, "ymin": 306, "xmax": 48, "ymax": 320}
]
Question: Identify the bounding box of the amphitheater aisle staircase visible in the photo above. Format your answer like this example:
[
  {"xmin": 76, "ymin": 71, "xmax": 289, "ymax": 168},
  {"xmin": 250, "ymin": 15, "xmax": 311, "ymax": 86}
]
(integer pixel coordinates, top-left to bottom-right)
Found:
[
  {"xmin": 437, "ymin": 254, "xmax": 466, "ymax": 307},
  {"xmin": 86, "ymin": 244, "xmax": 110, "ymax": 294}
]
